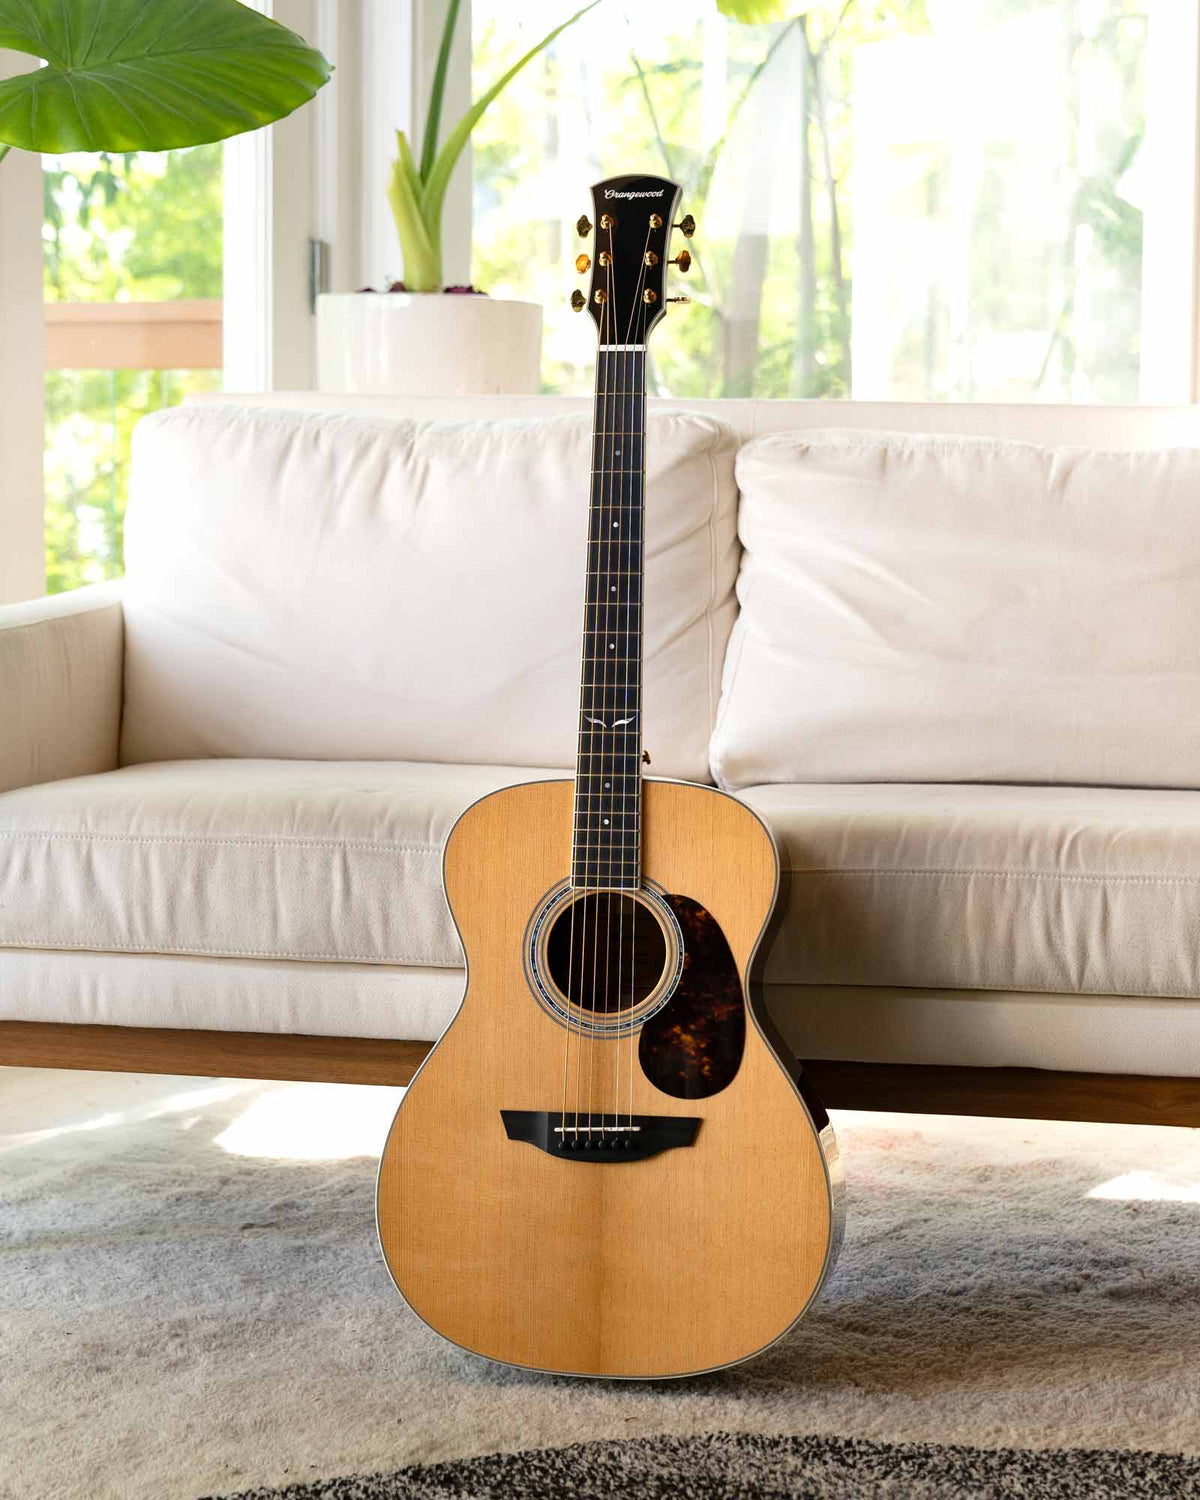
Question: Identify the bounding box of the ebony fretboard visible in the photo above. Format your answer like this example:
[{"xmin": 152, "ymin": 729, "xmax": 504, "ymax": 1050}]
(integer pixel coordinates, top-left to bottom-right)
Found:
[{"xmin": 571, "ymin": 345, "xmax": 646, "ymax": 890}]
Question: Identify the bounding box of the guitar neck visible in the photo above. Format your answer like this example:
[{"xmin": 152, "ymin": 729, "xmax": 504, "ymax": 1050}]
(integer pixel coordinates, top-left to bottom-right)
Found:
[{"xmin": 571, "ymin": 344, "xmax": 647, "ymax": 890}]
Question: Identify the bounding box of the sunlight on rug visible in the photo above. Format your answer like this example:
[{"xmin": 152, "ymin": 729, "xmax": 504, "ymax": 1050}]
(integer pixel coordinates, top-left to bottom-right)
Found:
[
  {"xmin": 1087, "ymin": 1168, "xmax": 1200, "ymax": 1203},
  {"xmin": 214, "ymin": 1084, "xmax": 404, "ymax": 1161}
]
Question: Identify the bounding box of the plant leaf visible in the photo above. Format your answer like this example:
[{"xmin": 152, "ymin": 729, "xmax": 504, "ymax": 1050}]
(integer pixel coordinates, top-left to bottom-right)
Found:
[
  {"xmin": 419, "ymin": 0, "xmax": 462, "ymax": 183},
  {"xmin": 716, "ymin": 0, "xmax": 814, "ymax": 20},
  {"xmin": 396, "ymin": 127, "xmax": 424, "ymax": 203},
  {"xmin": 419, "ymin": 0, "xmax": 600, "ymax": 251},
  {"xmin": 0, "ymin": 0, "xmax": 331, "ymax": 153},
  {"xmin": 388, "ymin": 128, "xmax": 440, "ymax": 291}
]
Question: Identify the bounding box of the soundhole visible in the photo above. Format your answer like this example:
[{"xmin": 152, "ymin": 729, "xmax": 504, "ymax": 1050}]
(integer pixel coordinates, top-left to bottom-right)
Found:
[{"xmin": 543, "ymin": 891, "xmax": 670, "ymax": 1019}]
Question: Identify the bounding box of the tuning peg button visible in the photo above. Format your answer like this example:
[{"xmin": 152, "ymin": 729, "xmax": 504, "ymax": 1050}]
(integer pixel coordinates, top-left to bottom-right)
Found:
[
  {"xmin": 577, "ymin": 214, "xmax": 593, "ymax": 237},
  {"xmin": 671, "ymin": 250, "xmax": 692, "ymax": 273},
  {"xmin": 667, "ymin": 296, "xmax": 691, "ymax": 305},
  {"xmin": 570, "ymin": 290, "xmax": 586, "ymax": 311},
  {"xmin": 576, "ymin": 254, "xmax": 591, "ymax": 273},
  {"xmin": 675, "ymin": 214, "xmax": 696, "ymax": 238}
]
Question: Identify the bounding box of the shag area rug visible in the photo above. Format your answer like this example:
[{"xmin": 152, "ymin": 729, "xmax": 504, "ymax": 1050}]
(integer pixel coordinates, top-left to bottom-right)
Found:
[
  {"xmin": 2, "ymin": 1069, "xmax": 1199, "ymax": 1500},
  {"xmin": 203, "ymin": 1432, "xmax": 1200, "ymax": 1500}
]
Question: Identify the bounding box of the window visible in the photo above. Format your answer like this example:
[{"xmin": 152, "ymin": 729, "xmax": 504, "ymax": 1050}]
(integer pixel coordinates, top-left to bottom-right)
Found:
[
  {"xmin": 42, "ymin": 146, "xmax": 224, "ymax": 593},
  {"xmin": 472, "ymin": 1, "xmax": 1185, "ymax": 403}
]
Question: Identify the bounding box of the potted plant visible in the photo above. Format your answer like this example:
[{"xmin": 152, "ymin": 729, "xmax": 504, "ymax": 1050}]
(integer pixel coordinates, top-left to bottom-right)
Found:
[{"xmin": 316, "ymin": 0, "xmax": 597, "ymax": 398}]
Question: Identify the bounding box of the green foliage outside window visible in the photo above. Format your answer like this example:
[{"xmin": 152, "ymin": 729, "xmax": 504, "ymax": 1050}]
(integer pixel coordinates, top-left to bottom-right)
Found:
[
  {"xmin": 43, "ymin": 146, "xmax": 223, "ymax": 594},
  {"xmin": 472, "ymin": 1, "xmax": 1148, "ymax": 402}
]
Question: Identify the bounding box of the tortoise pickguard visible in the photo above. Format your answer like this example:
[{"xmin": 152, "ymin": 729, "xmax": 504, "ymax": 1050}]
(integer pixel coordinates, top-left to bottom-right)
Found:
[{"xmin": 638, "ymin": 893, "xmax": 745, "ymax": 1100}]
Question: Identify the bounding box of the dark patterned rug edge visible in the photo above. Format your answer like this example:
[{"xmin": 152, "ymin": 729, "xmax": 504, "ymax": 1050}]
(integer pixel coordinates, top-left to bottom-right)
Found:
[{"xmin": 200, "ymin": 1429, "xmax": 1200, "ymax": 1500}]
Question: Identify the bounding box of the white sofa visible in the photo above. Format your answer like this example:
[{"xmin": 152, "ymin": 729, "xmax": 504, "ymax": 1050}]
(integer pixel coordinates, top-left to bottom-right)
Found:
[{"xmin": 5, "ymin": 393, "xmax": 1200, "ymax": 1126}]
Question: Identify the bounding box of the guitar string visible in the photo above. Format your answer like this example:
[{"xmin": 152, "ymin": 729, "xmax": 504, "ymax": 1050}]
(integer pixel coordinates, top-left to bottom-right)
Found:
[
  {"xmin": 566, "ymin": 215, "xmax": 655, "ymax": 1142},
  {"xmin": 580, "ymin": 255, "xmax": 614, "ymax": 1143},
  {"xmin": 611, "ymin": 326, "xmax": 630, "ymax": 1129},
  {"xmin": 626, "ymin": 335, "xmax": 640, "ymax": 1138},
  {"xmin": 562, "ymin": 277, "xmax": 609, "ymax": 1148},
  {"xmin": 600, "ymin": 344, "xmax": 615, "ymax": 1128},
  {"xmin": 623, "ymin": 222, "xmax": 654, "ymax": 1137},
  {"xmin": 615, "ymin": 328, "xmax": 624, "ymax": 1128},
  {"xmin": 590, "ymin": 220, "xmax": 623, "ymax": 1139},
  {"xmin": 616, "ymin": 312, "xmax": 633, "ymax": 1134},
  {"xmin": 572, "ymin": 255, "xmax": 608, "ymax": 1143},
  {"xmin": 596, "ymin": 225, "xmax": 647, "ymax": 1137}
]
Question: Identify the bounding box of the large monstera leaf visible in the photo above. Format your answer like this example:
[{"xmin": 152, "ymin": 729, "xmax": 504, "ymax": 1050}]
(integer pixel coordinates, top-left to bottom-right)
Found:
[{"xmin": 0, "ymin": 0, "xmax": 330, "ymax": 156}]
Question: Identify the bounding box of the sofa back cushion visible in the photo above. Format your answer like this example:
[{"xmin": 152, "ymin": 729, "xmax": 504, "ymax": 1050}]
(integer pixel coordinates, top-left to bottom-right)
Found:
[
  {"xmin": 120, "ymin": 404, "xmax": 737, "ymax": 782},
  {"xmin": 711, "ymin": 430, "xmax": 1200, "ymax": 789}
]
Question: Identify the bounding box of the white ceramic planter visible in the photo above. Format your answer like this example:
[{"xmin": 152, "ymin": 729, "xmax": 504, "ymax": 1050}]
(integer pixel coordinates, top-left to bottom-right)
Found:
[{"xmin": 316, "ymin": 292, "xmax": 542, "ymax": 396}]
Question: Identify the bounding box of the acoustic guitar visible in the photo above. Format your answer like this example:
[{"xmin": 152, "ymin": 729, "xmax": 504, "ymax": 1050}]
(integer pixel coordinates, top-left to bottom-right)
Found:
[{"xmin": 377, "ymin": 173, "xmax": 843, "ymax": 1379}]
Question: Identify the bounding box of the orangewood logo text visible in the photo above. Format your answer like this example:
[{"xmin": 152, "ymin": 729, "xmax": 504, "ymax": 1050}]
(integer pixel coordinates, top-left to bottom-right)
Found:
[{"xmin": 604, "ymin": 189, "xmax": 665, "ymax": 199}]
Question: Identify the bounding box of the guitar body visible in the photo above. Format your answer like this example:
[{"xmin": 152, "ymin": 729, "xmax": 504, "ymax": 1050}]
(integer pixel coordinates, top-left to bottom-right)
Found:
[{"xmin": 377, "ymin": 777, "xmax": 842, "ymax": 1379}]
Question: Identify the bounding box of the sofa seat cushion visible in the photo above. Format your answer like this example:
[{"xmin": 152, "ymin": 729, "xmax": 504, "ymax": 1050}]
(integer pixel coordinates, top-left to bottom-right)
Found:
[
  {"xmin": 0, "ymin": 759, "xmax": 561, "ymax": 967},
  {"xmin": 8, "ymin": 763, "xmax": 1199, "ymax": 1002},
  {"xmin": 742, "ymin": 781, "xmax": 1200, "ymax": 999},
  {"xmin": 121, "ymin": 404, "xmax": 739, "ymax": 784},
  {"xmin": 0, "ymin": 948, "xmax": 466, "ymax": 1042}
]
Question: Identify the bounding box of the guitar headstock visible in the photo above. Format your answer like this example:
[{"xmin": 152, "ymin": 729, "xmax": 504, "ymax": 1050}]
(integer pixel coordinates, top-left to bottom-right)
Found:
[{"xmin": 571, "ymin": 174, "xmax": 692, "ymax": 347}]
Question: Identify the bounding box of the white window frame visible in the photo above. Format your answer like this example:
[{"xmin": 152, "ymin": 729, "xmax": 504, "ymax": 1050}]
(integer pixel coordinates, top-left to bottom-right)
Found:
[
  {"xmin": 0, "ymin": 51, "xmax": 45, "ymax": 604},
  {"xmin": 223, "ymin": 0, "xmax": 323, "ymax": 392},
  {"xmin": 1139, "ymin": 0, "xmax": 1200, "ymax": 403}
]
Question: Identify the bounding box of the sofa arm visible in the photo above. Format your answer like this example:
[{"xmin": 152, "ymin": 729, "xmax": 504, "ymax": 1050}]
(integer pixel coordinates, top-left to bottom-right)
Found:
[{"xmin": 0, "ymin": 581, "xmax": 124, "ymax": 795}]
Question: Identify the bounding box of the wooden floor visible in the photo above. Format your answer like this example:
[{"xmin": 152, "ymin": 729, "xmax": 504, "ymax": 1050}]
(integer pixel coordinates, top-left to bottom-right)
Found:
[{"xmin": 2, "ymin": 1019, "xmax": 1198, "ymax": 1127}]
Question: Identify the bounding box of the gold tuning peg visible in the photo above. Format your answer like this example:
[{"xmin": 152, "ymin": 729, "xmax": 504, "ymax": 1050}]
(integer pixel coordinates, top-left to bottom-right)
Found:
[
  {"xmin": 670, "ymin": 250, "xmax": 692, "ymax": 273},
  {"xmin": 674, "ymin": 214, "xmax": 696, "ymax": 238},
  {"xmin": 667, "ymin": 296, "xmax": 691, "ymax": 305},
  {"xmin": 576, "ymin": 214, "xmax": 593, "ymax": 237},
  {"xmin": 570, "ymin": 290, "xmax": 586, "ymax": 311},
  {"xmin": 575, "ymin": 253, "xmax": 591, "ymax": 273}
]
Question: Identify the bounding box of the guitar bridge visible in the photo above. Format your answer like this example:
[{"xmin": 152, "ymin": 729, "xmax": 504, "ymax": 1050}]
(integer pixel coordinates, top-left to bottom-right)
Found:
[{"xmin": 501, "ymin": 1110, "xmax": 700, "ymax": 1162}]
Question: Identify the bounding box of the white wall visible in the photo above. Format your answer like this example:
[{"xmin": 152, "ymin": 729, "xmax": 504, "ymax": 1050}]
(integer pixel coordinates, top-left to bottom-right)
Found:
[{"xmin": 0, "ymin": 53, "xmax": 44, "ymax": 604}]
